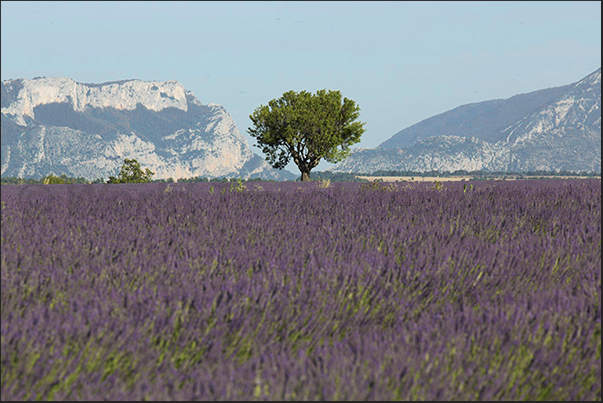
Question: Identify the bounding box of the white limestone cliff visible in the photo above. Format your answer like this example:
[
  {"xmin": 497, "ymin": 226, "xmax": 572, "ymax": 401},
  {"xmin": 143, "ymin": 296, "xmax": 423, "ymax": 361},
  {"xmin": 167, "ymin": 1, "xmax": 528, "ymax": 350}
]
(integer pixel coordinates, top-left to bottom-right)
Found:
[
  {"xmin": 2, "ymin": 77, "xmax": 189, "ymax": 126},
  {"xmin": 1, "ymin": 77, "xmax": 294, "ymax": 180}
]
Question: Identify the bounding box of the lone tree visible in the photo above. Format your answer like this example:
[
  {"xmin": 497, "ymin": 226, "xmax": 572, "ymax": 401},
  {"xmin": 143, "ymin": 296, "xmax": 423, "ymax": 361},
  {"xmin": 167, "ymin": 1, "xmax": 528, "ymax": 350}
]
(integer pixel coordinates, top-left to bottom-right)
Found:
[
  {"xmin": 107, "ymin": 158, "xmax": 154, "ymax": 183},
  {"xmin": 248, "ymin": 89, "xmax": 365, "ymax": 182}
]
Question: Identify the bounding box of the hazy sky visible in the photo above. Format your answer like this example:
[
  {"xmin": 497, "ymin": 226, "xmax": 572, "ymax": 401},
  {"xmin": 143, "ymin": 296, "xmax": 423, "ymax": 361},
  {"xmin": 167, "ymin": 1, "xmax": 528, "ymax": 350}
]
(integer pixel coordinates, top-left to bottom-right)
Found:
[{"xmin": 1, "ymin": 1, "xmax": 601, "ymax": 172}]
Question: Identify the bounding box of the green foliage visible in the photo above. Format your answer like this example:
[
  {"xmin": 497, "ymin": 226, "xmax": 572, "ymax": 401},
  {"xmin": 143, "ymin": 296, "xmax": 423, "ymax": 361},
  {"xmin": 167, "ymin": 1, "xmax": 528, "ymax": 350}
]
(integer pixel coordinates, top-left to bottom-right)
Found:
[
  {"xmin": 42, "ymin": 174, "xmax": 68, "ymax": 184},
  {"xmin": 309, "ymin": 171, "xmax": 369, "ymax": 182},
  {"xmin": 2, "ymin": 169, "xmax": 598, "ymax": 186},
  {"xmin": 107, "ymin": 159, "xmax": 155, "ymax": 184},
  {"xmin": 229, "ymin": 178, "xmax": 248, "ymax": 193},
  {"xmin": 153, "ymin": 177, "xmax": 175, "ymax": 183},
  {"xmin": 248, "ymin": 89, "xmax": 365, "ymax": 181},
  {"xmin": 1, "ymin": 174, "xmax": 90, "ymax": 185}
]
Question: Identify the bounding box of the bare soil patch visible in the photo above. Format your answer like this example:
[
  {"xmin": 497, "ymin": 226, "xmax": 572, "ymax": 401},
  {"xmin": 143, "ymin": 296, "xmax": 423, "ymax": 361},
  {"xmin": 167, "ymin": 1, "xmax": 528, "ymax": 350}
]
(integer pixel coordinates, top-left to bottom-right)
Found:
[{"xmin": 356, "ymin": 175, "xmax": 600, "ymax": 182}]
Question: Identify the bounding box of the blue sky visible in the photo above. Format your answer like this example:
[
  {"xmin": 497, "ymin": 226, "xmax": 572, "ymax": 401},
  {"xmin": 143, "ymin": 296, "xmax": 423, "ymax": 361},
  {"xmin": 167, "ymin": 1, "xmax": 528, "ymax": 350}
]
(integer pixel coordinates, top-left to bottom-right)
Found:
[{"xmin": 1, "ymin": 1, "xmax": 601, "ymax": 172}]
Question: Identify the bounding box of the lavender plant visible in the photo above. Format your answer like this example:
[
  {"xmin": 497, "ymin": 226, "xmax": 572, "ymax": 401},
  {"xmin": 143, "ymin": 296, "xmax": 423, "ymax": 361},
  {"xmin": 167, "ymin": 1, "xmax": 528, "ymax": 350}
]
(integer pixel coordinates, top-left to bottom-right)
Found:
[{"xmin": 1, "ymin": 179, "xmax": 600, "ymax": 400}]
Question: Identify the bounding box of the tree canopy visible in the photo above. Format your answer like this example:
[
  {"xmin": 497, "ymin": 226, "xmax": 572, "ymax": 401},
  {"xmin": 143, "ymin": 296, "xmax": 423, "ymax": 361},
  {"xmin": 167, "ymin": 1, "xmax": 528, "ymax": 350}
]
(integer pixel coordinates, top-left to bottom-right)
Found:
[
  {"xmin": 107, "ymin": 158, "xmax": 154, "ymax": 184},
  {"xmin": 248, "ymin": 89, "xmax": 365, "ymax": 181},
  {"xmin": 42, "ymin": 174, "xmax": 68, "ymax": 184}
]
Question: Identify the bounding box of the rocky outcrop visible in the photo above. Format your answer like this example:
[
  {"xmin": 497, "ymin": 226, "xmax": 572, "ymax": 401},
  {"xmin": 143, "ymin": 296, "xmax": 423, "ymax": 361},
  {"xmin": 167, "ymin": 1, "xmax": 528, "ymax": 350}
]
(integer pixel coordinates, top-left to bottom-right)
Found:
[
  {"xmin": 1, "ymin": 77, "xmax": 295, "ymax": 180},
  {"xmin": 332, "ymin": 68, "xmax": 601, "ymax": 173}
]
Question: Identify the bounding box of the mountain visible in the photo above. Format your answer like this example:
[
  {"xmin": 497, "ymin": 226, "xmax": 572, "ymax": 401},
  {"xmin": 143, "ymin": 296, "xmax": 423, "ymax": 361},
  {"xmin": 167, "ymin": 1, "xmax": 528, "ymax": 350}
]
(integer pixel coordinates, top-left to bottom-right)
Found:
[
  {"xmin": 331, "ymin": 68, "xmax": 601, "ymax": 173},
  {"xmin": 1, "ymin": 77, "xmax": 296, "ymax": 181}
]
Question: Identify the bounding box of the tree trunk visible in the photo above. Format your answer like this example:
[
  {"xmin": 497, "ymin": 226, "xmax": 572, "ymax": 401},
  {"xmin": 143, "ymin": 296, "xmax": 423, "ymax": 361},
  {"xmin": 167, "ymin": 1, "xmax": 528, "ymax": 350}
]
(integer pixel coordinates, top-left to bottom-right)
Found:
[{"xmin": 301, "ymin": 171, "xmax": 311, "ymax": 182}]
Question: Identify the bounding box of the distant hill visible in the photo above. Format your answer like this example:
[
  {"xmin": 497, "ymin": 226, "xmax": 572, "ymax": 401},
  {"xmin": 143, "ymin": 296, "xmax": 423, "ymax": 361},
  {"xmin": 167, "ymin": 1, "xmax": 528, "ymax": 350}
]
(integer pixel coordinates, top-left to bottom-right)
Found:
[
  {"xmin": 1, "ymin": 77, "xmax": 296, "ymax": 181},
  {"xmin": 332, "ymin": 68, "xmax": 601, "ymax": 173}
]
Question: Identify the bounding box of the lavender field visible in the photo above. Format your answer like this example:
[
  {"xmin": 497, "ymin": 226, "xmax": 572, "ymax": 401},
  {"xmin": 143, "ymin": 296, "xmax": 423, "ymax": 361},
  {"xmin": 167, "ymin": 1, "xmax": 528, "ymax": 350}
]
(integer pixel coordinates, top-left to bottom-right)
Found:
[{"xmin": 1, "ymin": 179, "xmax": 601, "ymax": 400}]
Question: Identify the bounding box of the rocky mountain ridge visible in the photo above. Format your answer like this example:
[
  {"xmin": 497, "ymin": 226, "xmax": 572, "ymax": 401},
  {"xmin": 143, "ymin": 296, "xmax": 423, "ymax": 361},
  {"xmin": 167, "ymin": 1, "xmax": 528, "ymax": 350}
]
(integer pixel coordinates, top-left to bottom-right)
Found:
[
  {"xmin": 331, "ymin": 68, "xmax": 601, "ymax": 173},
  {"xmin": 1, "ymin": 77, "xmax": 295, "ymax": 181}
]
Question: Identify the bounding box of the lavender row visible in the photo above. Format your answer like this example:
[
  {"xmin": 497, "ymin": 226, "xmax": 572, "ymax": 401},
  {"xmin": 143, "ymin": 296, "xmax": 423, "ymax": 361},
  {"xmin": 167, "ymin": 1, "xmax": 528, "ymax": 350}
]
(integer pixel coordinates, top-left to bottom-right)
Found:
[{"xmin": 1, "ymin": 179, "xmax": 600, "ymax": 400}]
